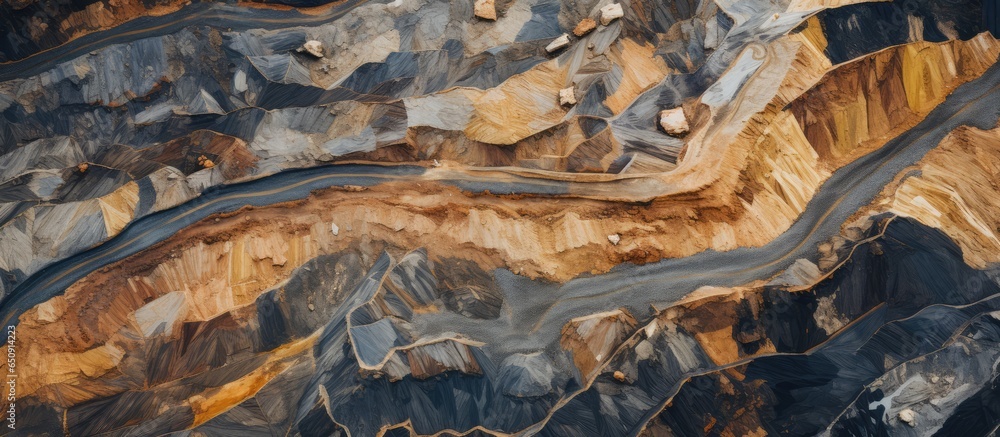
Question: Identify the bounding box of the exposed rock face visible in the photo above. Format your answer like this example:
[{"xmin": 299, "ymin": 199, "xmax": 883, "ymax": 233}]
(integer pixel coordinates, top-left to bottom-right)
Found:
[
  {"xmin": 564, "ymin": 217, "xmax": 1000, "ymax": 436},
  {"xmin": 0, "ymin": 0, "xmax": 187, "ymax": 62},
  {"xmin": 4, "ymin": 0, "xmax": 1000, "ymax": 435},
  {"xmin": 132, "ymin": 291, "xmax": 188, "ymax": 337},
  {"xmin": 866, "ymin": 122, "xmax": 1000, "ymax": 269}
]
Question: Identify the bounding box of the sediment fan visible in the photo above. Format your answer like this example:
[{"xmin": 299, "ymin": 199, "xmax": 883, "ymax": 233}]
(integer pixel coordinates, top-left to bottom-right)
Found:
[{"xmin": 0, "ymin": 0, "xmax": 999, "ymax": 435}]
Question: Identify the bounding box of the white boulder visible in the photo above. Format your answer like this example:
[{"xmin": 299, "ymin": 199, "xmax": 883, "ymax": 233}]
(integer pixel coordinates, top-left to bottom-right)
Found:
[
  {"xmin": 658, "ymin": 108, "xmax": 689, "ymax": 136},
  {"xmin": 300, "ymin": 40, "xmax": 324, "ymax": 58},
  {"xmin": 600, "ymin": 3, "xmax": 624, "ymax": 25},
  {"xmin": 559, "ymin": 87, "xmax": 577, "ymax": 106},
  {"xmin": 898, "ymin": 408, "xmax": 917, "ymax": 427},
  {"xmin": 545, "ymin": 34, "xmax": 571, "ymax": 53}
]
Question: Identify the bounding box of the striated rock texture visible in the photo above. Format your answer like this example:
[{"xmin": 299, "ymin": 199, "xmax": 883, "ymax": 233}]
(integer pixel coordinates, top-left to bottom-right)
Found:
[{"xmin": 3, "ymin": 0, "xmax": 1000, "ymax": 435}]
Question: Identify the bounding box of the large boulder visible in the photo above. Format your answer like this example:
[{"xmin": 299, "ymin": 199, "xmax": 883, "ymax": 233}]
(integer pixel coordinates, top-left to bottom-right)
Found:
[
  {"xmin": 658, "ymin": 108, "xmax": 690, "ymax": 136},
  {"xmin": 559, "ymin": 87, "xmax": 577, "ymax": 106},
  {"xmin": 600, "ymin": 3, "xmax": 624, "ymax": 25},
  {"xmin": 474, "ymin": 0, "xmax": 497, "ymax": 20},
  {"xmin": 545, "ymin": 34, "xmax": 570, "ymax": 53},
  {"xmin": 299, "ymin": 40, "xmax": 324, "ymax": 58}
]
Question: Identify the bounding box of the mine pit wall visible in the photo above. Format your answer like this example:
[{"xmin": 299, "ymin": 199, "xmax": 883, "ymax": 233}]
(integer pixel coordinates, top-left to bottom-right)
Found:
[
  {"xmin": 573, "ymin": 29, "xmax": 1000, "ymax": 435},
  {"xmin": 0, "ymin": 0, "xmax": 188, "ymax": 63},
  {"xmin": 622, "ymin": 216, "xmax": 1000, "ymax": 436},
  {"xmin": 673, "ymin": 25, "xmax": 1000, "ymax": 263},
  {"xmin": 540, "ymin": 101, "xmax": 1000, "ymax": 434},
  {"xmin": 10, "ymin": 3, "xmax": 1000, "ymax": 435},
  {"xmin": 790, "ymin": 30, "xmax": 1000, "ymax": 164},
  {"xmin": 4, "ymin": 4, "xmax": 998, "ymax": 304},
  {"xmin": 13, "ymin": 23, "xmax": 1000, "ymax": 412},
  {"xmin": 620, "ymin": 109, "xmax": 1000, "ymax": 437},
  {"xmin": 865, "ymin": 122, "xmax": 1000, "ymax": 270}
]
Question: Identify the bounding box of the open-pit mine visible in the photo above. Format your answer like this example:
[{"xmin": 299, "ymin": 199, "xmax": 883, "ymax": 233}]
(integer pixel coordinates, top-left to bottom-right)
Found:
[{"xmin": 2, "ymin": 0, "xmax": 1000, "ymax": 435}]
